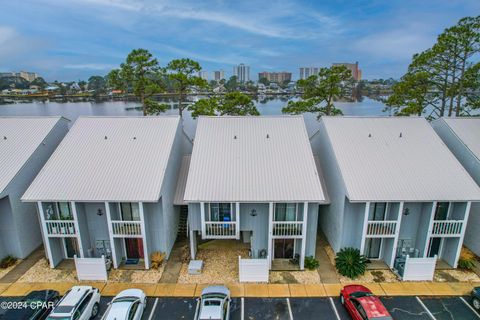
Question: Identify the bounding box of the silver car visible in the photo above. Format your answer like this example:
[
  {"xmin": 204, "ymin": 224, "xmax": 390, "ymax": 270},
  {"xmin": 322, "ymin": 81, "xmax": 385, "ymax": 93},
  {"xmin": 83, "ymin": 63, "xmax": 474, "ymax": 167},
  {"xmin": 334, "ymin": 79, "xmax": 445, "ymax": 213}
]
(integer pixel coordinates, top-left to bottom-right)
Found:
[
  {"xmin": 196, "ymin": 286, "xmax": 231, "ymax": 320},
  {"xmin": 102, "ymin": 289, "xmax": 147, "ymax": 320}
]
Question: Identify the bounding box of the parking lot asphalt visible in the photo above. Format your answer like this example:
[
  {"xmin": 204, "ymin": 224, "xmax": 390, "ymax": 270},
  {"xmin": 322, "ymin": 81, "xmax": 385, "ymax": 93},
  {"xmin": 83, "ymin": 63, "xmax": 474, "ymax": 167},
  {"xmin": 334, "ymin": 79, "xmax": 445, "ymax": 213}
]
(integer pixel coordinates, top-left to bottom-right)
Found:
[{"xmin": 1, "ymin": 294, "xmax": 480, "ymax": 319}]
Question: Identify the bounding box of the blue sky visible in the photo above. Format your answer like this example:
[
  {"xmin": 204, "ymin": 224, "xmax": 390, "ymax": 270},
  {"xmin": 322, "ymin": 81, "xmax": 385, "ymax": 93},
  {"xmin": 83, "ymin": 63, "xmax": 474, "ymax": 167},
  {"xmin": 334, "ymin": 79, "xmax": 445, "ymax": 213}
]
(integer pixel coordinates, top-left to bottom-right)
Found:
[{"xmin": 0, "ymin": 0, "xmax": 478, "ymax": 81}]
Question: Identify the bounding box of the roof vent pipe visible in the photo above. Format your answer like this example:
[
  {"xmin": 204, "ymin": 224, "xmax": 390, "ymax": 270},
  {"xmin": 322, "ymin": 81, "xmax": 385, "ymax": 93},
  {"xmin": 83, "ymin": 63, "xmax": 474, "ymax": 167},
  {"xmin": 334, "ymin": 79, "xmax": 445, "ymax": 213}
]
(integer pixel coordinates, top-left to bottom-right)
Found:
[
  {"xmin": 3, "ymin": 136, "xmax": 6, "ymax": 140},
  {"xmin": 368, "ymin": 133, "xmax": 371, "ymax": 138},
  {"xmin": 234, "ymin": 135, "xmax": 237, "ymax": 139},
  {"xmin": 104, "ymin": 136, "xmax": 108, "ymax": 140},
  {"xmin": 399, "ymin": 132, "xmax": 403, "ymax": 138},
  {"xmin": 266, "ymin": 134, "xmax": 270, "ymax": 139}
]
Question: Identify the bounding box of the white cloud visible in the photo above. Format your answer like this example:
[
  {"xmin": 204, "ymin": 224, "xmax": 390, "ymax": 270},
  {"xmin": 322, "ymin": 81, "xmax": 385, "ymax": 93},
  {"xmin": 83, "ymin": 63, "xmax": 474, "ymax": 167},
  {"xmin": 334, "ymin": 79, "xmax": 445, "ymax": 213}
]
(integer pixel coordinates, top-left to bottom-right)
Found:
[
  {"xmin": 351, "ymin": 29, "xmax": 436, "ymax": 61},
  {"xmin": 66, "ymin": 0, "xmax": 339, "ymax": 40}
]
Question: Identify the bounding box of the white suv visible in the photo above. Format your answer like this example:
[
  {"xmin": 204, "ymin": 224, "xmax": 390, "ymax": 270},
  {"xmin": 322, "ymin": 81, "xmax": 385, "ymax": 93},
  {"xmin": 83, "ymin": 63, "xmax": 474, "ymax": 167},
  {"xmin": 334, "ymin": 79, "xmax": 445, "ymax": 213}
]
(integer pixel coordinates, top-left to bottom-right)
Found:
[{"xmin": 47, "ymin": 286, "xmax": 101, "ymax": 320}]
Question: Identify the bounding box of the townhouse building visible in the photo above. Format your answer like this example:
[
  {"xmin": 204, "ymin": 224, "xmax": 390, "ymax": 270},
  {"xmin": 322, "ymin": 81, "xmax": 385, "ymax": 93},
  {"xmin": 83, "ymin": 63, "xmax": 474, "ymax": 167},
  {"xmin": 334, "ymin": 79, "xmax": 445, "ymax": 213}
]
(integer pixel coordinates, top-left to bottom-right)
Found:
[
  {"xmin": 0, "ymin": 117, "xmax": 69, "ymax": 259},
  {"xmin": 181, "ymin": 116, "xmax": 328, "ymax": 270},
  {"xmin": 22, "ymin": 116, "xmax": 184, "ymax": 269},
  {"xmin": 314, "ymin": 117, "xmax": 480, "ymax": 272},
  {"xmin": 432, "ymin": 118, "xmax": 480, "ymax": 256}
]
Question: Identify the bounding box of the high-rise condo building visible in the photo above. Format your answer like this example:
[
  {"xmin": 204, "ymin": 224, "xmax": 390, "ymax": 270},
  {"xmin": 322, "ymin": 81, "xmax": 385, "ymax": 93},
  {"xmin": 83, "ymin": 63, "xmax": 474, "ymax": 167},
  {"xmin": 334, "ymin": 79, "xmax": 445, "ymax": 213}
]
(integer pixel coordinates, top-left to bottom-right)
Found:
[
  {"xmin": 332, "ymin": 62, "xmax": 362, "ymax": 81},
  {"xmin": 213, "ymin": 70, "xmax": 225, "ymax": 81},
  {"xmin": 198, "ymin": 71, "xmax": 209, "ymax": 81},
  {"xmin": 258, "ymin": 72, "xmax": 292, "ymax": 84},
  {"xmin": 233, "ymin": 63, "xmax": 250, "ymax": 83},
  {"xmin": 299, "ymin": 67, "xmax": 320, "ymax": 80}
]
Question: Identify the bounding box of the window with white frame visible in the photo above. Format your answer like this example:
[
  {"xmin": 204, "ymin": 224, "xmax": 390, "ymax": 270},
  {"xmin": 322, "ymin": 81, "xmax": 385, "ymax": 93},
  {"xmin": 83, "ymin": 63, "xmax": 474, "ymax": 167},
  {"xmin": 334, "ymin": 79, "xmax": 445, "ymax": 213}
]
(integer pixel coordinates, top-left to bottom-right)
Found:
[
  {"xmin": 274, "ymin": 203, "xmax": 298, "ymax": 221},
  {"xmin": 369, "ymin": 202, "xmax": 387, "ymax": 221},
  {"xmin": 45, "ymin": 202, "xmax": 73, "ymax": 220},
  {"xmin": 209, "ymin": 203, "xmax": 232, "ymax": 222},
  {"xmin": 119, "ymin": 202, "xmax": 140, "ymax": 221}
]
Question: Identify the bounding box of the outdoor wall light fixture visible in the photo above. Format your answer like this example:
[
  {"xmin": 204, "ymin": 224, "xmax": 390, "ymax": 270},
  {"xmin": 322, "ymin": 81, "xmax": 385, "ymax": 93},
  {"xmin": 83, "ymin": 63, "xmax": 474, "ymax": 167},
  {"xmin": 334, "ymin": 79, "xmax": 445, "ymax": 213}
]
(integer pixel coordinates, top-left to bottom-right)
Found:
[
  {"xmin": 250, "ymin": 209, "xmax": 257, "ymax": 217},
  {"xmin": 403, "ymin": 207, "xmax": 410, "ymax": 216},
  {"xmin": 97, "ymin": 208, "xmax": 104, "ymax": 216}
]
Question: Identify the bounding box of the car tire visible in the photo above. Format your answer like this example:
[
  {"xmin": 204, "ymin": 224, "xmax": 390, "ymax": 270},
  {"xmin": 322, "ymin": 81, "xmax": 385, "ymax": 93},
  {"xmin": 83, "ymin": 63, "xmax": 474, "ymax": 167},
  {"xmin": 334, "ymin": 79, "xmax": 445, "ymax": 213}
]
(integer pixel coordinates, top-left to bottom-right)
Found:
[
  {"xmin": 473, "ymin": 297, "xmax": 480, "ymax": 311},
  {"xmin": 340, "ymin": 294, "xmax": 345, "ymax": 305},
  {"xmin": 90, "ymin": 302, "xmax": 99, "ymax": 319}
]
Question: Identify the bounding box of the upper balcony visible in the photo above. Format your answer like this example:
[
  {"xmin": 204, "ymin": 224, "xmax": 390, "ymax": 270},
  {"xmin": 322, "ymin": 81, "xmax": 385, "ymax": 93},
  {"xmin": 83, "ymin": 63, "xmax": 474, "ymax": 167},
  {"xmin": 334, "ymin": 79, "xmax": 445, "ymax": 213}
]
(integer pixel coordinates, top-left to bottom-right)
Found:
[
  {"xmin": 45, "ymin": 220, "xmax": 77, "ymax": 237},
  {"xmin": 431, "ymin": 220, "xmax": 464, "ymax": 237},
  {"xmin": 366, "ymin": 220, "xmax": 397, "ymax": 237},
  {"xmin": 111, "ymin": 221, "xmax": 143, "ymax": 237},
  {"xmin": 272, "ymin": 221, "xmax": 304, "ymax": 238},
  {"xmin": 204, "ymin": 221, "xmax": 237, "ymax": 239}
]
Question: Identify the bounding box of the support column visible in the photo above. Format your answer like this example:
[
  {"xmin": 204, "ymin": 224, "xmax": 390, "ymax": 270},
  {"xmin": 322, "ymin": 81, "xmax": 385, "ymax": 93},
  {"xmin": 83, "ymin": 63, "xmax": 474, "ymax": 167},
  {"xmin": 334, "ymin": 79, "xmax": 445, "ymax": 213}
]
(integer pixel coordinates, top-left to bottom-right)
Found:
[
  {"xmin": 190, "ymin": 230, "xmax": 196, "ymax": 259},
  {"xmin": 70, "ymin": 201, "xmax": 84, "ymax": 258},
  {"xmin": 423, "ymin": 201, "xmax": 437, "ymax": 258},
  {"xmin": 390, "ymin": 202, "xmax": 404, "ymax": 268},
  {"xmin": 268, "ymin": 202, "xmax": 273, "ymax": 269},
  {"xmin": 453, "ymin": 201, "xmax": 471, "ymax": 268},
  {"xmin": 360, "ymin": 202, "xmax": 370, "ymax": 254},
  {"xmin": 200, "ymin": 202, "xmax": 206, "ymax": 239},
  {"xmin": 105, "ymin": 202, "xmax": 118, "ymax": 269},
  {"xmin": 37, "ymin": 202, "xmax": 54, "ymax": 268},
  {"xmin": 236, "ymin": 202, "xmax": 240, "ymax": 240},
  {"xmin": 139, "ymin": 202, "xmax": 149, "ymax": 269},
  {"xmin": 300, "ymin": 202, "xmax": 308, "ymax": 270}
]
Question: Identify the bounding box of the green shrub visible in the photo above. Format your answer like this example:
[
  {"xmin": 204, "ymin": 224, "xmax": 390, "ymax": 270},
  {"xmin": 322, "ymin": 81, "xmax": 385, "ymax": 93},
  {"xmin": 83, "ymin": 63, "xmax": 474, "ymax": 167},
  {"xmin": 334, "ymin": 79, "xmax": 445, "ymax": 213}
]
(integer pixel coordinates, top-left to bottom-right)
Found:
[
  {"xmin": 335, "ymin": 247, "xmax": 367, "ymax": 279},
  {"xmin": 458, "ymin": 258, "xmax": 475, "ymax": 270},
  {"xmin": 304, "ymin": 256, "xmax": 319, "ymax": 270},
  {"xmin": 0, "ymin": 255, "xmax": 17, "ymax": 269}
]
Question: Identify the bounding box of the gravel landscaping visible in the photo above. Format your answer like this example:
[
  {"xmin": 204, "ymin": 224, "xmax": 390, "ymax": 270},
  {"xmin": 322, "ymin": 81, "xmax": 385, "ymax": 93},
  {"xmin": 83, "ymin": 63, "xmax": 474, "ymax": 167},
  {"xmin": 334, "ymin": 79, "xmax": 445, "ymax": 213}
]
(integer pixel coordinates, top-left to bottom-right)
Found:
[
  {"xmin": 177, "ymin": 246, "xmax": 249, "ymax": 284},
  {"xmin": 270, "ymin": 270, "xmax": 321, "ymax": 284},
  {"xmin": 17, "ymin": 258, "xmax": 165, "ymax": 283}
]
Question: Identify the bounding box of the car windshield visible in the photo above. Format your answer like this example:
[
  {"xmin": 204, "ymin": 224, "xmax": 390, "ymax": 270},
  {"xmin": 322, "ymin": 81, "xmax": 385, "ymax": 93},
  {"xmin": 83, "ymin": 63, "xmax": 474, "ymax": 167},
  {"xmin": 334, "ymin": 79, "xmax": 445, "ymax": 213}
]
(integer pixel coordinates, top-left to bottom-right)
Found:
[
  {"xmin": 373, "ymin": 317, "xmax": 393, "ymax": 320},
  {"xmin": 51, "ymin": 305, "xmax": 75, "ymax": 314},
  {"xmin": 351, "ymin": 291, "xmax": 373, "ymax": 298},
  {"xmin": 204, "ymin": 300, "xmax": 221, "ymax": 306},
  {"xmin": 113, "ymin": 297, "xmax": 137, "ymax": 303}
]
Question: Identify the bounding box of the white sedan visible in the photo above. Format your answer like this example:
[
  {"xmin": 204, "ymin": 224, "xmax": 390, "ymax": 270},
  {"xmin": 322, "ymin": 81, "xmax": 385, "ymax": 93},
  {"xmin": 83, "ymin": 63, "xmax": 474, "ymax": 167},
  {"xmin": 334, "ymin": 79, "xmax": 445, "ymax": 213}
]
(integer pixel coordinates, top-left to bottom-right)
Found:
[
  {"xmin": 196, "ymin": 286, "xmax": 231, "ymax": 320},
  {"xmin": 102, "ymin": 289, "xmax": 147, "ymax": 320}
]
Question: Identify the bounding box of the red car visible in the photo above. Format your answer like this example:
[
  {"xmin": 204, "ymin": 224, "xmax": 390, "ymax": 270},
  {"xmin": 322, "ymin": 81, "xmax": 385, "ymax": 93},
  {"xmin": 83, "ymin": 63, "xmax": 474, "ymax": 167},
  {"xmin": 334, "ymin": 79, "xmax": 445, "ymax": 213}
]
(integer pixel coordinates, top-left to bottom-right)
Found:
[{"xmin": 340, "ymin": 285, "xmax": 393, "ymax": 320}]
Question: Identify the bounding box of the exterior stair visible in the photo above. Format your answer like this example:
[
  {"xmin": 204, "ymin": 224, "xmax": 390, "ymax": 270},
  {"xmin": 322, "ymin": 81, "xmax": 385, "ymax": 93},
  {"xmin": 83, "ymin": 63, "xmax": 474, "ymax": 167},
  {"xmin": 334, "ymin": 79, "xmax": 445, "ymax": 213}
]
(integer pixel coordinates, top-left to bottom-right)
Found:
[{"xmin": 178, "ymin": 205, "xmax": 188, "ymax": 239}]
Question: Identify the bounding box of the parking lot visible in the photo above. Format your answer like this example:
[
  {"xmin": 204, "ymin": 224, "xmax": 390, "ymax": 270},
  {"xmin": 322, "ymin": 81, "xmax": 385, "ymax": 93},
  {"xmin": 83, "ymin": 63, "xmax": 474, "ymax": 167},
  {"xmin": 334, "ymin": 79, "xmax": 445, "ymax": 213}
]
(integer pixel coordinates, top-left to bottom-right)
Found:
[{"xmin": 1, "ymin": 294, "xmax": 479, "ymax": 319}]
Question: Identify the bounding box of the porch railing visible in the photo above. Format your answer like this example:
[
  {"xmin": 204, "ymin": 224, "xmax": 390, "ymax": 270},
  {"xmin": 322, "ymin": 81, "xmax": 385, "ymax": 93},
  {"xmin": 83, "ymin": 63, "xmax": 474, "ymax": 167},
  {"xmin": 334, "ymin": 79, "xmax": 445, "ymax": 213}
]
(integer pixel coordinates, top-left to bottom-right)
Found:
[
  {"xmin": 431, "ymin": 220, "xmax": 463, "ymax": 236},
  {"xmin": 45, "ymin": 220, "xmax": 76, "ymax": 236},
  {"xmin": 111, "ymin": 221, "xmax": 142, "ymax": 237},
  {"xmin": 204, "ymin": 221, "xmax": 237, "ymax": 238},
  {"xmin": 272, "ymin": 221, "xmax": 303, "ymax": 237},
  {"xmin": 366, "ymin": 220, "xmax": 397, "ymax": 237}
]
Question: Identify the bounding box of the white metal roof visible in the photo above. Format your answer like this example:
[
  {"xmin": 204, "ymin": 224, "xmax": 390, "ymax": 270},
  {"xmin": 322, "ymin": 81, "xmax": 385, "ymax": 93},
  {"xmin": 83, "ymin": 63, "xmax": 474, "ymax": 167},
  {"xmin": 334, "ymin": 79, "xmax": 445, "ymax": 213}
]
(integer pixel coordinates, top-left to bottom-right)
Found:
[
  {"xmin": 441, "ymin": 118, "xmax": 480, "ymax": 161},
  {"xmin": 0, "ymin": 117, "xmax": 64, "ymax": 195},
  {"xmin": 22, "ymin": 116, "xmax": 180, "ymax": 202},
  {"xmin": 174, "ymin": 155, "xmax": 191, "ymax": 205},
  {"xmin": 321, "ymin": 116, "xmax": 480, "ymax": 202},
  {"xmin": 184, "ymin": 116, "xmax": 326, "ymax": 202}
]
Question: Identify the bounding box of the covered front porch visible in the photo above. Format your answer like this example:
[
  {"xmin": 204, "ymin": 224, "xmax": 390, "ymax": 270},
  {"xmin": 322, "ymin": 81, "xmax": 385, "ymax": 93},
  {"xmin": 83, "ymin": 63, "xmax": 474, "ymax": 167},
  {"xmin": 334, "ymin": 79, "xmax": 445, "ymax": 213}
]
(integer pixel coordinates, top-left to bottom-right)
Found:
[
  {"xmin": 359, "ymin": 201, "xmax": 471, "ymax": 280},
  {"xmin": 37, "ymin": 201, "xmax": 151, "ymax": 270},
  {"xmin": 189, "ymin": 201, "xmax": 313, "ymax": 271}
]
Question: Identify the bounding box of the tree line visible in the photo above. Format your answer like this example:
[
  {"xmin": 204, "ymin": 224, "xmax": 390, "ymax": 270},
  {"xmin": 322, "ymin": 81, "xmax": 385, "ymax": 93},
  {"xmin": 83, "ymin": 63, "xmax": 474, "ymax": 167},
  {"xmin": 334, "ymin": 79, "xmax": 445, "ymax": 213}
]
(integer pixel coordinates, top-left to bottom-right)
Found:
[
  {"xmin": 386, "ymin": 16, "xmax": 479, "ymax": 119},
  {"xmin": 105, "ymin": 15, "xmax": 478, "ymax": 120}
]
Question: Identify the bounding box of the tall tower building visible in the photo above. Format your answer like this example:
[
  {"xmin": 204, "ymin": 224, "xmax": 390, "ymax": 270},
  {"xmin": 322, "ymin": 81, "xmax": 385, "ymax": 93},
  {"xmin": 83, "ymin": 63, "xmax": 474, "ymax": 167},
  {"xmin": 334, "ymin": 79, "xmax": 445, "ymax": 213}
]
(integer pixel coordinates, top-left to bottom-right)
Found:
[
  {"xmin": 213, "ymin": 70, "xmax": 225, "ymax": 81},
  {"xmin": 332, "ymin": 62, "xmax": 362, "ymax": 81},
  {"xmin": 299, "ymin": 67, "xmax": 320, "ymax": 80},
  {"xmin": 233, "ymin": 63, "xmax": 250, "ymax": 83}
]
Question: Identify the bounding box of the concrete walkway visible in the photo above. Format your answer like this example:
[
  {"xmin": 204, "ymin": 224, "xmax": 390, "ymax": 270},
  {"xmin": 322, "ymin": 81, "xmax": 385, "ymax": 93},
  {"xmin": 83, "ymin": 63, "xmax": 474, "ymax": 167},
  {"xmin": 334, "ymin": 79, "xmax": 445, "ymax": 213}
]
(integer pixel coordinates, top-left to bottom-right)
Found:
[
  {"xmin": 1, "ymin": 281, "xmax": 478, "ymax": 298},
  {"xmin": 316, "ymin": 232, "xmax": 340, "ymax": 283},
  {"xmin": 159, "ymin": 238, "xmax": 187, "ymax": 283},
  {"xmin": 0, "ymin": 247, "xmax": 44, "ymax": 283}
]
